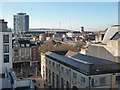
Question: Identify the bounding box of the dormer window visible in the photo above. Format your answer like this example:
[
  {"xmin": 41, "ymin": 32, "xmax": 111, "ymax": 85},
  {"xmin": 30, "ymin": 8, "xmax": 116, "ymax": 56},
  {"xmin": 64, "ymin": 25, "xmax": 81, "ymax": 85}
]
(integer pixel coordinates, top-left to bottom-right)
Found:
[
  {"xmin": 21, "ymin": 44, "xmax": 24, "ymax": 47},
  {"xmin": 26, "ymin": 44, "xmax": 29, "ymax": 47}
]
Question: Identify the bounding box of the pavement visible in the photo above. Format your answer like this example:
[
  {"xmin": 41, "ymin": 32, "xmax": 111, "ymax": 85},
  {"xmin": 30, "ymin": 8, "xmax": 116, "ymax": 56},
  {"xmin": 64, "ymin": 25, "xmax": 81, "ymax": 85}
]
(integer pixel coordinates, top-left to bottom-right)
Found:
[{"xmin": 13, "ymin": 66, "xmax": 48, "ymax": 89}]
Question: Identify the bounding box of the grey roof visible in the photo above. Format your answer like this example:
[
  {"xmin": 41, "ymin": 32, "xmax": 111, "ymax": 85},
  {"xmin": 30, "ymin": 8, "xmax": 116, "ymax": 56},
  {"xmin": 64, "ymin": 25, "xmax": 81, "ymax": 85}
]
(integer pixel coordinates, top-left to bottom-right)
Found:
[
  {"xmin": 65, "ymin": 51, "xmax": 78, "ymax": 57},
  {"xmin": 46, "ymin": 52, "xmax": 120, "ymax": 75},
  {"xmin": 72, "ymin": 53, "xmax": 115, "ymax": 65},
  {"xmin": 102, "ymin": 25, "xmax": 120, "ymax": 44},
  {"xmin": 18, "ymin": 39, "xmax": 31, "ymax": 44}
]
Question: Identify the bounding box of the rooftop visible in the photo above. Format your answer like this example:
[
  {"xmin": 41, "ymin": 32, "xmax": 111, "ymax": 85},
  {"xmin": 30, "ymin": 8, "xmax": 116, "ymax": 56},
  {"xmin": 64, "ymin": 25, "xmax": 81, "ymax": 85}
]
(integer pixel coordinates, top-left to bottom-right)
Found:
[{"xmin": 46, "ymin": 51, "xmax": 120, "ymax": 75}]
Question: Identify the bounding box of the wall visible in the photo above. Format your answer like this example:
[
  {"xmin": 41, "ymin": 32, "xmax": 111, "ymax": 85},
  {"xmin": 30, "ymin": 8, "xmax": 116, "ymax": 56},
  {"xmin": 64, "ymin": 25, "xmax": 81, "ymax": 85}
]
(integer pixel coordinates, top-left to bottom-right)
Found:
[{"xmin": 85, "ymin": 40, "xmax": 120, "ymax": 63}]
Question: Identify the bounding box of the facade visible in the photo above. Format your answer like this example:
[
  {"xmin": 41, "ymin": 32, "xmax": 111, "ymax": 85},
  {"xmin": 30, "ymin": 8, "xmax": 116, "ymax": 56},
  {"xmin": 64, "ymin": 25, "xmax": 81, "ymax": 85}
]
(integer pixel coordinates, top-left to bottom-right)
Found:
[
  {"xmin": 41, "ymin": 51, "xmax": 120, "ymax": 89},
  {"xmin": 31, "ymin": 44, "xmax": 38, "ymax": 61},
  {"xmin": 12, "ymin": 39, "xmax": 32, "ymax": 68},
  {"xmin": 80, "ymin": 25, "xmax": 120, "ymax": 63},
  {"xmin": 0, "ymin": 19, "xmax": 12, "ymax": 88},
  {"xmin": 13, "ymin": 12, "xmax": 29, "ymax": 34},
  {"xmin": 0, "ymin": 19, "xmax": 34, "ymax": 89}
]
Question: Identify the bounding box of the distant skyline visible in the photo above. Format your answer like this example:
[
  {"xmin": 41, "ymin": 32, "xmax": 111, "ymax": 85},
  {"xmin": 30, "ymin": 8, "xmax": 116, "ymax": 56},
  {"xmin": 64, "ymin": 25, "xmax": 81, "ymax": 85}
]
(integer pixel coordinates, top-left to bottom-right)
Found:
[{"xmin": 1, "ymin": 2, "xmax": 118, "ymax": 31}]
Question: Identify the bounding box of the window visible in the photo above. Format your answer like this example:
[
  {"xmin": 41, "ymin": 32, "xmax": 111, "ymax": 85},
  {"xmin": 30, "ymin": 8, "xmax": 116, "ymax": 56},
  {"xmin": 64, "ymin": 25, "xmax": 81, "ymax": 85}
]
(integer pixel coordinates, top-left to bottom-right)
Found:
[
  {"xmin": 56, "ymin": 64, "xmax": 59, "ymax": 70},
  {"xmin": 4, "ymin": 54, "xmax": 9, "ymax": 63},
  {"xmin": 99, "ymin": 77, "xmax": 106, "ymax": 85},
  {"xmin": 81, "ymin": 76, "xmax": 85, "ymax": 83},
  {"xmin": 26, "ymin": 48, "xmax": 30, "ymax": 55},
  {"xmin": 61, "ymin": 78, "xmax": 64, "ymax": 88},
  {"xmin": 73, "ymin": 72, "xmax": 77, "ymax": 79},
  {"xmin": 61, "ymin": 66, "xmax": 64, "ymax": 72},
  {"xmin": 66, "ymin": 69, "xmax": 70, "ymax": 75},
  {"xmin": 26, "ymin": 44, "xmax": 29, "ymax": 47},
  {"xmin": 21, "ymin": 44, "xmax": 24, "ymax": 47},
  {"xmin": 52, "ymin": 72, "xmax": 55, "ymax": 87},
  {"xmin": 56, "ymin": 74, "xmax": 59, "ymax": 88},
  {"xmin": 3, "ymin": 45, "xmax": 9, "ymax": 53},
  {"xmin": 0, "ymin": 73, "xmax": 5, "ymax": 78},
  {"xmin": 116, "ymin": 76, "xmax": 120, "ymax": 84},
  {"xmin": 21, "ymin": 48, "xmax": 25, "ymax": 56},
  {"xmin": 52, "ymin": 62, "xmax": 55, "ymax": 67},
  {"xmin": 49, "ymin": 60, "xmax": 51, "ymax": 65},
  {"xmin": 3, "ymin": 35, "xmax": 9, "ymax": 43},
  {"xmin": 66, "ymin": 81, "xmax": 69, "ymax": 89}
]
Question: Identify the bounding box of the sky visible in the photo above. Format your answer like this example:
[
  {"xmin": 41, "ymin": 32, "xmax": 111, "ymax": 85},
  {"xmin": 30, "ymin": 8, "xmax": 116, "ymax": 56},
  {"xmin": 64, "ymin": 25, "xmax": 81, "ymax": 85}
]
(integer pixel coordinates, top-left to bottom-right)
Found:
[{"xmin": 0, "ymin": 2, "xmax": 118, "ymax": 31}]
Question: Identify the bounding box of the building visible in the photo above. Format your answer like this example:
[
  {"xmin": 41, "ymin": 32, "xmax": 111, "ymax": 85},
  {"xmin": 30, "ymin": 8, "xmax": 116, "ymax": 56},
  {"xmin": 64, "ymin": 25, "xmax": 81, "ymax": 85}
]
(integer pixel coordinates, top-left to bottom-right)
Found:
[
  {"xmin": 0, "ymin": 19, "xmax": 12, "ymax": 89},
  {"xmin": 80, "ymin": 25, "xmax": 120, "ymax": 63},
  {"xmin": 41, "ymin": 51, "xmax": 120, "ymax": 89},
  {"xmin": 0, "ymin": 19, "xmax": 34, "ymax": 89},
  {"xmin": 13, "ymin": 12, "xmax": 29, "ymax": 34},
  {"xmin": 12, "ymin": 38, "xmax": 32, "ymax": 68}
]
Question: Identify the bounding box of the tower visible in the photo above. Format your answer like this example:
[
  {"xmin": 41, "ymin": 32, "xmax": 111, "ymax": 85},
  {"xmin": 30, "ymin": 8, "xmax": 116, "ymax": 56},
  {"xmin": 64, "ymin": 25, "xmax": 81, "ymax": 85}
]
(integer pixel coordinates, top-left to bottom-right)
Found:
[{"xmin": 13, "ymin": 12, "xmax": 29, "ymax": 35}]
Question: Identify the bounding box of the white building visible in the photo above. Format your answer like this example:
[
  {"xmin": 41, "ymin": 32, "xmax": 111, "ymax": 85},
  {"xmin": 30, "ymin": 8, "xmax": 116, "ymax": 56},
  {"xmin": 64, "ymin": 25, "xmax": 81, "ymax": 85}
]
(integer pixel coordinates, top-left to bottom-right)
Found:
[
  {"xmin": 80, "ymin": 25, "xmax": 120, "ymax": 63},
  {"xmin": 0, "ymin": 19, "xmax": 34, "ymax": 89},
  {"xmin": 41, "ymin": 51, "xmax": 120, "ymax": 89},
  {"xmin": 0, "ymin": 19, "xmax": 12, "ymax": 89}
]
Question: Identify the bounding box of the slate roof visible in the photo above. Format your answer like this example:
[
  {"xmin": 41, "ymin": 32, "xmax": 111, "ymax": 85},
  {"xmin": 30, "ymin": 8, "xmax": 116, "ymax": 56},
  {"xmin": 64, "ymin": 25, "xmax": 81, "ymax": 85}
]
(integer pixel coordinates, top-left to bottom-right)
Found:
[{"xmin": 46, "ymin": 51, "xmax": 120, "ymax": 75}]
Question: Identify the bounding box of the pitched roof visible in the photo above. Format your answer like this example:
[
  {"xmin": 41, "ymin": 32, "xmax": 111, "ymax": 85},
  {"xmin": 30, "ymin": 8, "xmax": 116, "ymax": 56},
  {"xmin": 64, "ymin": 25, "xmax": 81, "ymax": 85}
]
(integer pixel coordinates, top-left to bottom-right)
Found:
[
  {"xmin": 102, "ymin": 25, "xmax": 120, "ymax": 44},
  {"xmin": 46, "ymin": 51, "xmax": 120, "ymax": 75}
]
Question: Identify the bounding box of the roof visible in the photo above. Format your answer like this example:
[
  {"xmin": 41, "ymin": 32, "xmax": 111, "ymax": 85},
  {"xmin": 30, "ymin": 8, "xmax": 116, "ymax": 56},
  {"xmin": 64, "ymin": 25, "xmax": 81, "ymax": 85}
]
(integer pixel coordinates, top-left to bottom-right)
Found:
[
  {"xmin": 46, "ymin": 51, "xmax": 120, "ymax": 75},
  {"xmin": 65, "ymin": 51, "xmax": 78, "ymax": 57},
  {"xmin": 102, "ymin": 25, "xmax": 120, "ymax": 44},
  {"xmin": 18, "ymin": 39, "xmax": 31, "ymax": 44},
  {"xmin": 72, "ymin": 53, "xmax": 115, "ymax": 65}
]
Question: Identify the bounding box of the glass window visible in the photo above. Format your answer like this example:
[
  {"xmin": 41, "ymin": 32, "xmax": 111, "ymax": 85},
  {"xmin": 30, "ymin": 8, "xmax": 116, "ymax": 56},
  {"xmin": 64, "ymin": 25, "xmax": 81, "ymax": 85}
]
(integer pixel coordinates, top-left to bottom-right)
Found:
[
  {"xmin": 26, "ymin": 48, "xmax": 30, "ymax": 55},
  {"xmin": 73, "ymin": 72, "xmax": 77, "ymax": 79},
  {"xmin": 21, "ymin": 44, "xmax": 24, "ymax": 47},
  {"xmin": 56, "ymin": 64, "xmax": 59, "ymax": 70},
  {"xmin": 0, "ymin": 73, "xmax": 5, "ymax": 78},
  {"xmin": 49, "ymin": 60, "xmax": 51, "ymax": 65},
  {"xmin": 26, "ymin": 44, "xmax": 29, "ymax": 47},
  {"xmin": 99, "ymin": 77, "xmax": 106, "ymax": 85},
  {"xmin": 66, "ymin": 69, "xmax": 69, "ymax": 75},
  {"xmin": 3, "ymin": 35, "xmax": 9, "ymax": 43},
  {"xmin": 61, "ymin": 78, "xmax": 64, "ymax": 88},
  {"xmin": 116, "ymin": 76, "xmax": 120, "ymax": 84},
  {"xmin": 4, "ymin": 54, "xmax": 9, "ymax": 63},
  {"xmin": 3, "ymin": 45, "xmax": 9, "ymax": 53},
  {"xmin": 52, "ymin": 62, "xmax": 55, "ymax": 67},
  {"xmin": 61, "ymin": 66, "xmax": 64, "ymax": 72},
  {"xmin": 81, "ymin": 76, "xmax": 85, "ymax": 83}
]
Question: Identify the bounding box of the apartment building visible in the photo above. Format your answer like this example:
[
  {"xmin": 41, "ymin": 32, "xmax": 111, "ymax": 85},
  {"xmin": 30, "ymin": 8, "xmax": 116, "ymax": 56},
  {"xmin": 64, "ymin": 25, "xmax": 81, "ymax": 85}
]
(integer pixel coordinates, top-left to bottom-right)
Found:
[
  {"xmin": 0, "ymin": 19, "xmax": 12, "ymax": 88},
  {"xmin": 41, "ymin": 51, "xmax": 120, "ymax": 89},
  {"xmin": 0, "ymin": 19, "xmax": 34, "ymax": 89},
  {"xmin": 13, "ymin": 12, "xmax": 29, "ymax": 34}
]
